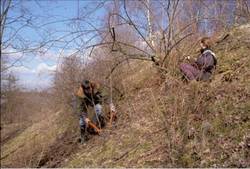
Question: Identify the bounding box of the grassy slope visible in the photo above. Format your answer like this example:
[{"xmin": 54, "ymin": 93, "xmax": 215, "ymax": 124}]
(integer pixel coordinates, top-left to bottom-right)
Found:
[
  {"xmin": 1, "ymin": 110, "xmax": 77, "ymax": 167},
  {"xmin": 63, "ymin": 24, "xmax": 250, "ymax": 167},
  {"xmin": 1, "ymin": 24, "xmax": 249, "ymax": 167}
]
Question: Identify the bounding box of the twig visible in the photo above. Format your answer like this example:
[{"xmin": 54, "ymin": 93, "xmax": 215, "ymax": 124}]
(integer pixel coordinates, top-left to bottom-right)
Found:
[
  {"xmin": 114, "ymin": 143, "xmax": 140, "ymax": 161},
  {"xmin": 1, "ymin": 143, "xmax": 26, "ymax": 160},
  {"xmin": 135, "ymin": 145, "xmax": 166, "ymax": 162},
  {"xmin": 123, "ymin": 0, "xmax": 156, "ymax": 53},
  {"xmin": 215, "ymin": 33, "xmax": 230, "ymax": 44}
]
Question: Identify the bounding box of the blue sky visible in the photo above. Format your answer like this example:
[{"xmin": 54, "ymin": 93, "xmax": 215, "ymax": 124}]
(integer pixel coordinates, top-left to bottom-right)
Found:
[
  {"xmin": 3, "ymin": 0, "xmax": 239, "ymax": 90},
  {"xmin": 3, "ymin": 0, "xmax": 106, "ymax": 90}
]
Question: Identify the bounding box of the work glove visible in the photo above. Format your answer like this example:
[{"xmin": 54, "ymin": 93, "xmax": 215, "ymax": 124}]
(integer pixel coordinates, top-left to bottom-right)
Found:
[{"xmin": 85, "ymin": 118, "xmax": 90, "ymax": 124}]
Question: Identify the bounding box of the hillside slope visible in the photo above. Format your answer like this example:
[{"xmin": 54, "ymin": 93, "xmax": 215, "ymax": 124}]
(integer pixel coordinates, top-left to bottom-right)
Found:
[
  {"xmin": 1, "ymin": 24, "xmax": 249, "ymax": 168},
  {"xmin": 63, "ymin": 24, "xmax": 250, "ymax": 167}
]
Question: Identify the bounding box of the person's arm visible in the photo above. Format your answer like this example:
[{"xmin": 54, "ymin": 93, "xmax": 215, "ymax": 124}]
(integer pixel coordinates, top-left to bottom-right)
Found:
[
  {"xmin": 91, "ymin": 82, "xmax": 103, "ymax": 103},
  {"xmin": 195, "ymin": 53, "xmax": 215, "ymax": 71},
  {"xmin": 95, "ymin": 90, "xmax": 103, "ymax": 104},
  {"xmin": 203, "ymin": 53, "xmax": 216, "ymax": 71},
  {"xmin": 75, "ymin": 96, "xmax": 88, "ymax": 118},
  {"xmin": 194, "ymin": 53, "xmax": 206, "ymax": 70},
  {"xmin": 184, "ymin": 54, "xmax": 199, "ymax": 67},
  {"xmin": 186, "ymin": 56, "xmax": 196, "ymax": 64}
]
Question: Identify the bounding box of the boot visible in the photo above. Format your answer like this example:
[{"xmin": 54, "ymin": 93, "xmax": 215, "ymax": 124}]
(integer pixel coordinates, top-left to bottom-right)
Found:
[
  {"xmin": 80, "ymin": 128, "xmax": 88, "ymax": 144},
  {"xmin": 93, "ymin": 114, "xmax": 106, "ymax": 129},
  {"xmin": 99, "ymin": 114, "xmax": 106, "ymax": 128}
]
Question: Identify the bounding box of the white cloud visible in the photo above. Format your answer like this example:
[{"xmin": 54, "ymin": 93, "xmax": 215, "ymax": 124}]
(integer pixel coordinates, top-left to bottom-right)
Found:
[
  {"xmin": 18, "ymin": 76, "xmax": 53, "ymax": 90},
  {"xmin": 8, "ymin": 62, "xmax": 57, "ymax": 76},
  {"xmin": 3, "ymin": 47, "xmax": 83, "ymax": 90},
  {"xmin": 36, "ymin": 63, "xmax": 57, "ymax": 75},
  {"xmin": 37, "ymin": 49, "xmax": 79, "ymax": 63},
  {"xmin": 37, "ymin": 50, "xmax": 60, "ymax": 63},
  {"xmin": 7, "ymin": 65, "xmax": 34, "ymax": 74},
  {"xmin": 2, "ymin": 47, "xmax": 81, "ymax": 90},
  {"xmin": 7, "ymin": 63, "xmax": 57, "ymax": 76},
  {"xmin": 2, "ymin": 47, "xmax": 24, "ymax": 60}
]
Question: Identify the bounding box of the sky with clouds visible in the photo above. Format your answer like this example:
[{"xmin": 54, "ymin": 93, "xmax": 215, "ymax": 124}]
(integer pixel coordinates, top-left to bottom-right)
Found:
[
  {"xmin": 2, "ymin": 0, "xmax": 98, "ymax": 90},
  {"xmin": 3, "ymin": 0, "xmax": 222, "ymax": 91},
  {"xmin": 3, "ymin": 0, "xmax": 173, "ymax": 90}
]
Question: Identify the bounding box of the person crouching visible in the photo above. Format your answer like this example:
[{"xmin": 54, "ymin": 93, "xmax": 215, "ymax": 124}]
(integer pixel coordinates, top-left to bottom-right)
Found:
[{"xmin": 75, "ymin": 80, "xmax": 105, "ymax": 143}]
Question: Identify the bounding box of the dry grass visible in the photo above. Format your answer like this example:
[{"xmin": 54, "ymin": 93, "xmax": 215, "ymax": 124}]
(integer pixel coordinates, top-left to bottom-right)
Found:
[
  {"xmin": 62, "ymin": 24, "xmax": 250, "ymax": 167},
  {"xmin": 0, "ymin": 109, "xmax": 76, "ymax": 167}
]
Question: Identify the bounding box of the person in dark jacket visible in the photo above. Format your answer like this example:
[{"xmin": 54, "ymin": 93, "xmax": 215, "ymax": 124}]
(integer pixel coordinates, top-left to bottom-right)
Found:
[
  {"xmin": 74, "ymin": 80, "xmax": 105, "ymax": 143},
  {"xmin": 180, "ymin": 37, "xmax": 217, "ymax": 81}
]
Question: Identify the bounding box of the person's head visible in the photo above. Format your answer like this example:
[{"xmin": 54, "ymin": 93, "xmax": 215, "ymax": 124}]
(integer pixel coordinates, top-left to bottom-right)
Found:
[
  {"xmin": 81, "ymin": 80, "xmax": 92, "ymax": 94},
  {"xmin": 200, "ymin": 37, "xmax": 211, "ymax": 49}
]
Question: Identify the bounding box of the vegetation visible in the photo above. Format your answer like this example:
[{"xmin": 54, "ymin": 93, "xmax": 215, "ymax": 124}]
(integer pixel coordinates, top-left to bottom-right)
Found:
[{"xmin": 1, "ymin": 0, "xmax": 250, "ymax": 168}]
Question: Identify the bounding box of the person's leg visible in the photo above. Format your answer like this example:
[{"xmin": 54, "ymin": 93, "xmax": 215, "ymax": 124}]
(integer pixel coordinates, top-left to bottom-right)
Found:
[
  {"xmin": 180, "ymin": 63, "xmax": 200, "ymax": 80},
  {"xmin": 79, "ymin": 101, "xmax": 89, "ymax": 143},
  {"xmin": 93, "ymin": 104, "xmax": 105, "ymax": 128},
  {"xmin": 199, "ymin": 71, "xmax": 212, "ymax": 81},
  {"xmin": 79, "ymin": 115, "xmax": 87, "ymax": 143},
  {"xmin": 95, "ymin": 104, "xmax": 102, "ymax": 116}
]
